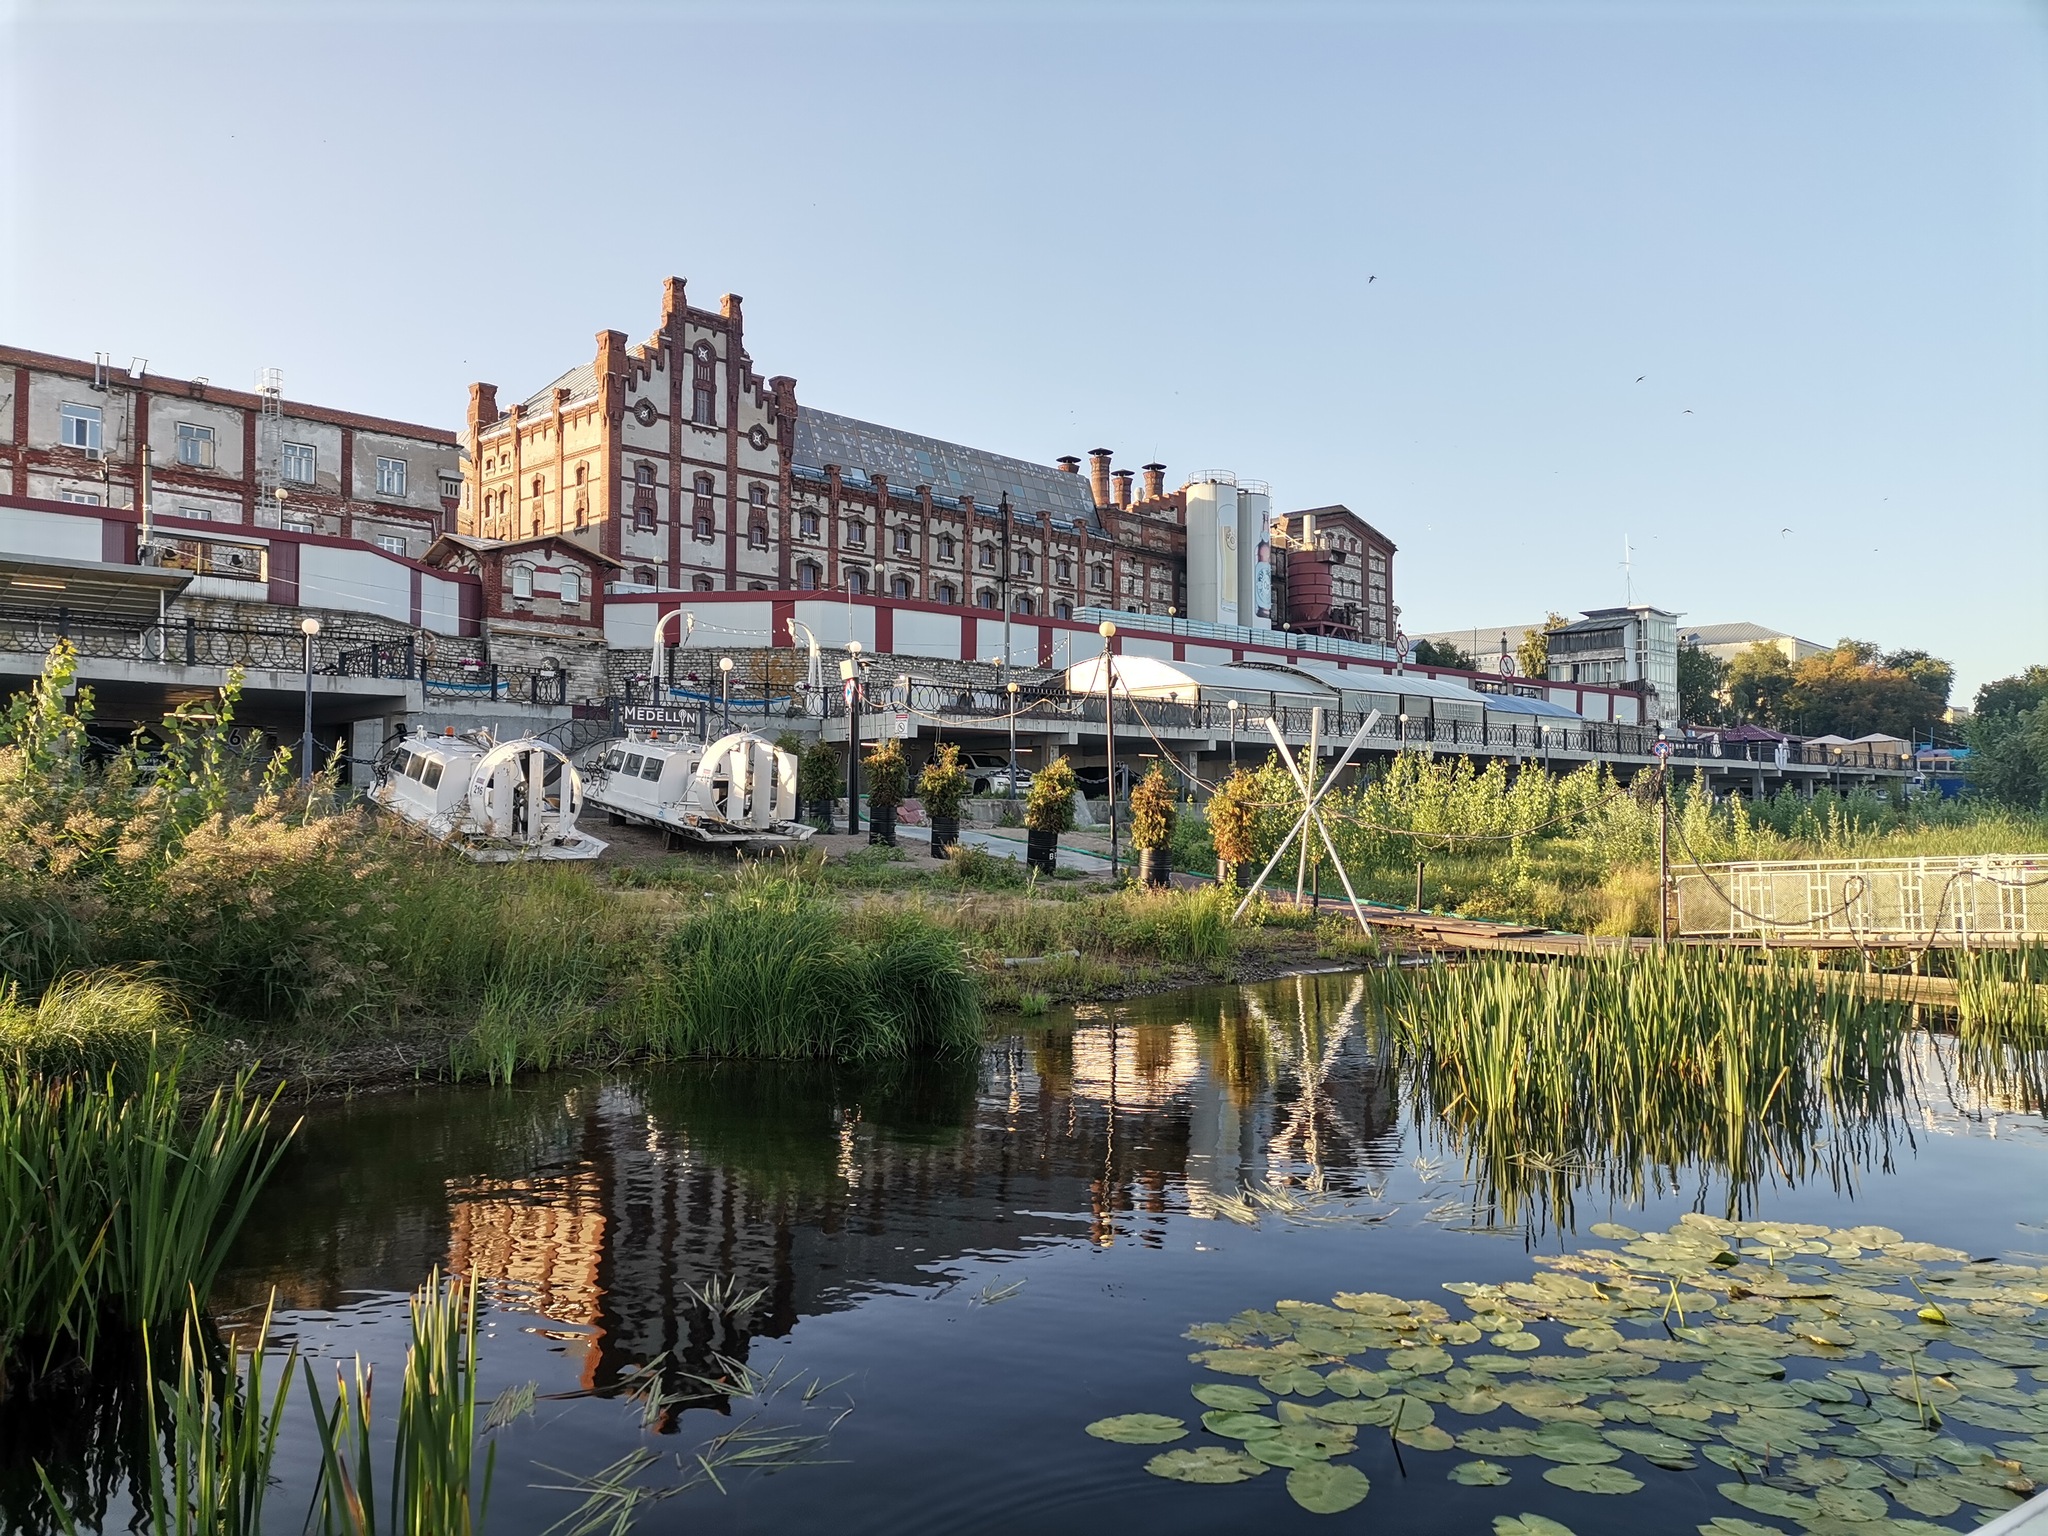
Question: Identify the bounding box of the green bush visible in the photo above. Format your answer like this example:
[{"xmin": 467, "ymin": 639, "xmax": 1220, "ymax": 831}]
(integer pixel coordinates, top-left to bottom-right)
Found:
[
  {"xmin": 918, "ymin": 743, "xmax": 969, "ymax": 821},
  {"xmin": 635, "ymin": 875, "xmax": 979, "ymax": 1061},
  {"xmin": 1025, "ymin": 757, "xmax": 1077, "ymax": 834},
  {"xmin": 1128, "ymin": 765, "xmax": 1177, "ymax": 852}
]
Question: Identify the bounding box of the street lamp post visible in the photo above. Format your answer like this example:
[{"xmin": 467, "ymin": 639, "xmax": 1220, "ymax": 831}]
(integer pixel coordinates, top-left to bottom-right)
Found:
[
  {"xmin": 842, "ymin": 641, "xmax": 864, "ymax": 833},
  {"xmin": 1226, "ymin": 697, "xmax": 1240, "ymax": 768},
  {"xmin": 1100, "ymin": 621, "xmax": 1119, "ymax": 880},
  {"xmin": 719, "ymin": 656, "xmax": 734, "ymax": 733},
  {"xmin": 1006, "ymin": 680, "xmax": 1020, "ymax": 804},
  {"xmin": 299, "ymin": 616, "xmax": 321, "ymax": 786}
]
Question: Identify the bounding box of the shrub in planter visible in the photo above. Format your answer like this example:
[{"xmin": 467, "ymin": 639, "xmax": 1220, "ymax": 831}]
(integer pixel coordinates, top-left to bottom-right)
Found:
[
  {"xmin": 1129, "ymin": 763, "xmax": 1177, "ymax": 887},
  {"xmin": 918, "ymin": 744, "xmax": 969, "ymax": 859},
  {"xmin": 1206, "ymin": 766, "xmax": 1262, "ymax": 888},
  {"xmin": 1022, "ymin": 756, "xmax": 1076, "ymax": 871},
  {"xmin": 799, "ymin": 741, "xmax": 841, "ymax": 832},
  {"xmin": 863, "ymin": 738, "xmax": 907, "ymax": 845}
]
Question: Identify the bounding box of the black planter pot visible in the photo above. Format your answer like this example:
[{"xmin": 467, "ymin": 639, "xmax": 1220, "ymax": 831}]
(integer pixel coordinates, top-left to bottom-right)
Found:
[
  {"xmin": 1225, "ymin": 860, "xmax": 1262, "ymax": 892},
  {"xmin": 868, "ymin": 806, "xmax": 898, "ymax": 847},
  {"xmin": 812, "ymin": 798, "xmax": 836, "ymax": 835},
  {"xmin": 1025, "ymin": 827, "xmax": 1058, "ymax": 873},
  {"xmin": 1138, "ymin": 848, "xmax": 1172, "ymax": 888},
  {"xmin": 929, "ymin": 814, "xmax": 960, "ymax": 857}
]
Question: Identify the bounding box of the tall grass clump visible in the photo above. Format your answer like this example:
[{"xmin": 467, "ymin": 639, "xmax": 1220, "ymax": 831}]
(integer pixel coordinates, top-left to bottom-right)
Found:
[
  {"xmin": 0, "ymin": 973, "xmax": 186, "ymax": 1084},
  {"xmin": 1366, "ymin": 949, "xmax": 1906, "ymax": 1225},
  {"xmin": 306, "ymin": 1269, "xmax": 493, "ymax": 1536},
  {"xmin": 637, "ymin": 872, "xmax": 980, "ymax": 1061},
  {"xmin": 0, "ymin": 1050, "xmax": 292, "ymax": 1384}
]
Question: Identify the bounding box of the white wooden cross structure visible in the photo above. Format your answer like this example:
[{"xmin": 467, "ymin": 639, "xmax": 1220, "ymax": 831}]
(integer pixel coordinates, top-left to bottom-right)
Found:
[{"xmin": 1229, "ymin": 707, "xmax": 1381, "ymax": 933}]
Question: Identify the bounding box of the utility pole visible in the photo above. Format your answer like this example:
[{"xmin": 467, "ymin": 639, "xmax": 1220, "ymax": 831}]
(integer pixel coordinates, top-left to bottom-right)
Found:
[
  {"xmin": 1100, "ymin": 621, "xmax": 1118, "ymax": 880},
  {"xmin": 1655, "ymin": 738, "xmax": 1672, "ymax": 947},
  {"xmin": 1006, "ymin": 679, "xmax": 1020, "ymax": 804},
  {"xmin": 842, "ymin": 641, "xmax": 864, "ymax": 833},
  {"xmin": 299, "ymin": 616, "xmax": 322, "ymax": 786}
]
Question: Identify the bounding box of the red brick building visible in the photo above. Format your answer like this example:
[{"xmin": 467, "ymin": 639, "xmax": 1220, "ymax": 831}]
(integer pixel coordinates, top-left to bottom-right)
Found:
[
  {"xmin": 1271, "ymin": 505, "xmax": 1397, "ymax": 643},
  {"xmin": 1, "ymin": 346, "xmax": 460, "ymax": 561}
]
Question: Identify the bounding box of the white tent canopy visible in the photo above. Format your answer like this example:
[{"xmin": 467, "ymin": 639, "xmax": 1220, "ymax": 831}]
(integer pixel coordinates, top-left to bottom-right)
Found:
[{"xmin": 1063, "ymin": 655, "xmax": 1335, "ymax": 709}]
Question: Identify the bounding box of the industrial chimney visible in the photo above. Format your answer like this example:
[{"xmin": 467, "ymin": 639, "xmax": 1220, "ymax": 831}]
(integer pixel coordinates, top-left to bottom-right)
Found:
[
  {"xmin": 1056, "ymin": 455, "xmax": 1082, "ymax": 475},
  {"xmin": 1111, "ymin": 468, "xmax": 1134, "ymax": 508},
  {"xmin": 1088, "ymin": 449, "xmax": 1114, "ymax": 509},
  {"xmin": 1141, "ymin": 462, "xmax": 1165, "ymax": 500}
]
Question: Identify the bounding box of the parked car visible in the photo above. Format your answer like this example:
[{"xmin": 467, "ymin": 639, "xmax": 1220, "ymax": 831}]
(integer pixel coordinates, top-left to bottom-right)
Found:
[{"xmin": 936, "ymin": 751, "xmax": 1028, "ymax": 796}]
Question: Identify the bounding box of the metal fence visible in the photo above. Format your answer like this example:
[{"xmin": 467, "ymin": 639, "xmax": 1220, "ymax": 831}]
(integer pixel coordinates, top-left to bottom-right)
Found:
[
  {"xmin": 813, "ymin": 681, "xmax": 1667, "ymax": 758},
  {"xmin": 0, "ymin": 612, "xmax": 566, "ymax": 704},
  {"xmin": 1675, "ymin": 855, "xmax": 2048, "ymax": 945}
]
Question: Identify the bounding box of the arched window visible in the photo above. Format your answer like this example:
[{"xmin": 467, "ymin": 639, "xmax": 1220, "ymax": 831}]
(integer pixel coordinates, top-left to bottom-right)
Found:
[
  {"xmin": 692, "ymin": 574, "xmax": 714, "ymax": 592},
  {"xmin": 1056, "ymin": 556, "xmax": 1073, "ymax": 582},
  {"xmin": 634, "ymin": 501, "xmax": 656, "ymax": 532},
  {"xmin": 692, "ymin": 344, "xmax": 717, "ymax": 425},
  {"xmin": 695, "ymin": 512, "xmax": 713, "ymax": 540},
  {"xmin": 976, "ymin": 588, "xmax": 997, "ymax": 609},
  {"xmin": 893, "ymin": 526, "xmax": 912, "ymax": 554},
  {"xmin": 1013, "ymin": 592, "xmax": 1034, "ymax": 615},
  {"xmin": 560, "ymin": 568, "xmax": 582, "ymax": 604},
  {"xmin": 749, "ymin": 483, "xmax": 767, "ymax": 507},
  {"xmin": 937, "ymin": 534, "xmax": 956, "ymax": 562},
  {"xmin": 936, "ymin": 582, "xmax": 957, "ymax": 605},
  {"xmin": 1014, "ymin": 549, "xmax": 1033, "ymax": 576},
  {"xmin": 633, "ymin": 566, "xmax": 656, "ymax": 587},
  {"xmin": 1054, "ymin": 599, "xmax": 1073, "ymax": 621},
  {"xmin": 532, "ymin": 476, "xmax": 545, "ymax": 503},
  {"xmin": 797, "ymin": 560, "xmax": 821, "ymax": 591},
  {"xmin": 511, "ymin": 563, "xmax": 534, "ymax": 599},
  {"xmin": 846, "ymin": 567, "xmax": 869, "ymax": 595},
  {"xmin": 1090, "ymin": 565, "xmax": 1109, "ymax": 591},
  {"xmin": 634, "ymin": 462, "xmax": 655, "ymax": 485},
  {"xmin": 749, "ymin": 521, "xmax": 768, "ymax": 550},
  {"xmin": 845, "ymin": 520, "xmax": 866, "ymax": 548},
  {"xmin": 891, "ymin": 575, "xmax": 912, "ymax": 599},
  {"xmin": 978, "ymin": 544, "xmax": 996, "ymax": 569},
  {"xmin": 799, "ymin": 509, "xmax": 820, "ymax": 537}
]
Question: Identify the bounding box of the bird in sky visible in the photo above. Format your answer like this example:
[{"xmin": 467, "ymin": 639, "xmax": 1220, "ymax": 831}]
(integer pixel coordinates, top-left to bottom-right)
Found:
[
  {"xmin": 1781, "ymin": 528, "xmax": 1793, "ymax": 537},
  {"xmin": 1636, "ymin": 376, "xmax": 1645, "ymax": 383},
  {"xmin": 1683, "ymin": 409, "xmax": 1694, "ymax": 415},
  {"xmin": 1368, "ymin": 275, "xmax": 1376, "ymax": 283}
]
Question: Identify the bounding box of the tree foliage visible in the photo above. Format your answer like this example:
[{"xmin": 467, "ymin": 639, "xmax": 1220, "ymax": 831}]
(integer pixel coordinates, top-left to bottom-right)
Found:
[
  {"xmin": 1024, "ymin": 756, "xmax": 1077, "ymax": 834},
  {"xmin": 1725, "ymin": 643, "xmax": 1796, "ymax": 727},
  {"xmin": 916, "ymin": 743, "xmax": 968, "ymax": 821},
  {"xmin": 862, "ymin": 738, "xmax": 907, "ymax": 808},
  {"xmin": 1516, "ymin": 614, "xmax": 1568, "ymax": 682},
  {"xmin": 1785, "ymin": 641, "xmax": 1951, "ymax": 738},
  {"xmin": 1677, "ymin": 642, "xmax": 1729, "ymax": 727},
  {"xmin": 1413, "ymin": 638, "xmax": 1476, "ymax": 671},
  {"xmin": 1967, "ymin": 665, "xmax": 2048, "ymax": 811}
]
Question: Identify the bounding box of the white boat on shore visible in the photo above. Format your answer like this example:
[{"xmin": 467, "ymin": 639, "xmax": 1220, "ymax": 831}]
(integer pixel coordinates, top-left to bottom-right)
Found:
[
  {"xmin": 583, "ymin": 730, "xmax": 815, "ymax": 848},
  {"xmin": 372, "ymin": 729, "xmax": 607, "ymax": 862}
]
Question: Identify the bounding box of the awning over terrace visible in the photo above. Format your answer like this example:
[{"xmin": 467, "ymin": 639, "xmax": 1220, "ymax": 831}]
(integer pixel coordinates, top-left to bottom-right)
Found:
[{"xmin": 0, "ymin": 552, "xmax": 192, "ymax": 625}]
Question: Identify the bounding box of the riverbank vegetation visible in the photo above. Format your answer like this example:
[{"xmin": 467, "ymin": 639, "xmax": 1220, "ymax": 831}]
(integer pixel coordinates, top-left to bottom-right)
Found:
[{"xmin": 1177, "ymin": 750, "xmax": 2048, "ymax": 935}]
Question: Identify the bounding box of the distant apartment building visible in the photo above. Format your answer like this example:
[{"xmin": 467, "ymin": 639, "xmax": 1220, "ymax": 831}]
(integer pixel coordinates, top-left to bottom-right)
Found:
[
  {"xmin": 1680, "ymin": 621, "xmax": 1824, "ymax": 667},
  {"xmin": 0, "ymin": 346, "xmax": 460, "ymax": 560},
  {"xmin": 1545, "ymin": 605, "xmax": 1681, "ymax": 726}
]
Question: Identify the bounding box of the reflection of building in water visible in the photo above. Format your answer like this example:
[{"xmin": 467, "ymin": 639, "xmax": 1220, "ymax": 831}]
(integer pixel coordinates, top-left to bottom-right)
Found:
[
  {"xmin": 447, "ymin": 1168, "xmax": 608, "ymax": 1385},
  {"xmin": 221, "ymin": 976, "xmax": 1405, "ymax": 1409}
]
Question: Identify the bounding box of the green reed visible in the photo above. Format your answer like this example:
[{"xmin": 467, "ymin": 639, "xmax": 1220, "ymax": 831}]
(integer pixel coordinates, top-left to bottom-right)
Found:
[
  {"xmin": 307, "ymin": 1269, "xmax": 493, "ymax": 1536},
  {"xmin": 1364, "ymin": 949, "xmax": 1907, "ymax": 1227},
  {"xmin": 0, "ymin": 1048, "xmax": 291, "ymax": 1381}
]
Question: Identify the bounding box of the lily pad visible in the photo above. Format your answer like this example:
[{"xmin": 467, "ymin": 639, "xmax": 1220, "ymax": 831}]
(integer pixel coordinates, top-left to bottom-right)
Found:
[
  {"xmin": 1885, "ymin": 1479, "xmax": 1961, "ymax": 1518},
  {"xmin": 1397, "ymin": 1424, "xmax": 1457, "ymax": 1452},
  {"xmin": 1200, "ymin": 1409, "xmax": 1281, "ymax": 1440},
  {"xmin": 1459, "ymin": 1426, "xmax": 1540, "ymax": 1457},
  {"xmin": 1145, "ymin": 1445, "xmax": 1269, "ymax": 1483},
  {"xmin": 1697, "ymin": 1521, "xmax": 1787, "ymax": 1536},
  {"xmin": 1451, "ymin": 1458, "xmax": 1514, "ymax": 1486},
  {"xmin": 1246, "ymin": 1425, "xmax": 1356, "ymax": 1468},
  {"xmin": 1086, "ymin": 1413, "xmax": 1187, "ymax": 1444},
  {"xmin": 1493, "ymin": 1515, "xmax": 1579, "ymax": 1535},
  {"xmin": 1602, "ymin": 1428, "xmax": 1697, "ymax": 1468},
  {"xmin": 1813, "ymin": 1484, "xmax": 1888, "ymax": 1520},
  {"xmin": 1717, "ymin": 1482, "xmax": 1819, "ymax": 1519},
  {"xmin": 1191, "ymin": 1383, "xmax": 1271, "ymax": 1412},
  {"xmin": 1285, "ymin": 1460, "xmax": 1370, "ymax": 1513},
  {"xmin": 1260, "ymin": 1365, "xmax": 1330, "ymax": 1397},
  {"xmin": 1542, "ymin": 1463, "xmax": 1643, "ymax": 1494}
]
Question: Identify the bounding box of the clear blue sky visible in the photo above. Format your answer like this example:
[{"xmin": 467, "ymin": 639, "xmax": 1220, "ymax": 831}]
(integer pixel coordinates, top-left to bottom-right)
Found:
[{"xmin": 4, "ymin": 0, "xmax": 2042, "ymax": 702}]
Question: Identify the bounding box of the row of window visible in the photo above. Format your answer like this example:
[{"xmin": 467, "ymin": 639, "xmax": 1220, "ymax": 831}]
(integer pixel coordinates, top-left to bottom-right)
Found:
[
  {"xmin": 509, "ymin": 565, "xmax": 586, "ymax": 604},
  {"xmin": 57, "ymin": 403, "xmax": 424, "ymax": 498}
]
